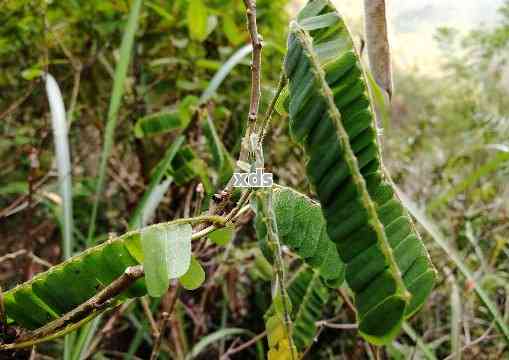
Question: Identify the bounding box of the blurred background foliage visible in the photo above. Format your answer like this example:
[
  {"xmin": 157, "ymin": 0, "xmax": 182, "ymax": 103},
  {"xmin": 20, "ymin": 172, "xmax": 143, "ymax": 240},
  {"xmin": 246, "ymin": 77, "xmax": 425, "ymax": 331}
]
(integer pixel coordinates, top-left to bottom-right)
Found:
[{"xmin": 1, "ymin": 0, "xmax": 509, "ymax": 358}]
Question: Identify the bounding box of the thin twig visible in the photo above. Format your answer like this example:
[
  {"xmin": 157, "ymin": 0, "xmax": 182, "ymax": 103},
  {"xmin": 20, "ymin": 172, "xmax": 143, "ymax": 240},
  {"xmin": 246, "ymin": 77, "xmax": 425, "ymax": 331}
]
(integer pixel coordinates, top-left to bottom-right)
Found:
[
  {"xmin": 0, "ymin": 250, "xmax": 27, "ymax": 264},
  {"xmin": 315, "ymin": 321, "xmax": 358, "ymax": 330},
  {"xmin": 0, "ymin": 81, "xmax": 38, "ymax": 121},
  {"xmin": 150, "ymin": 312, "xmax": 170, "ymax": 360},
  {"xmin": 141, "ymin": 296, "xmax": 159, "ymax": 337},
  {"xmin": 221, "ymin": 330, "xmax": 267, "ymax": 358},
  {"xmin": 443, "ymin": 325, "xmax": 496, "ymax": 360},
  {"xmin": 0, "ymin": 285, "xmax": 6, "ymax": 336},
  {"xmin": 256, "ymin": 190, "xmax": 296, "ymax": 360},
  {"xmin": 258, "ymin": 73, "xmax": 287, "ymax": 144},
  {"xmin": 239, "ymin": 0, "xmax": 263, "ymax": 164},
  {"xmin": 83, "ymin": 300, "xmax": 134, "ymax": 358}
]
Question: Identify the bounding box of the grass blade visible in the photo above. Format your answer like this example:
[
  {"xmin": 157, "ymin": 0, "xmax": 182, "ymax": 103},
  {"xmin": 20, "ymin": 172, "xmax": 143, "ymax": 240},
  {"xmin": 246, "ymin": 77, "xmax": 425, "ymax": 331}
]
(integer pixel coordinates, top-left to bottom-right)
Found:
[
  {"xmin": 449, "ymin": 273, "xmax": 462, "ymax": 360},
  {"xmin": 129, "ymin": 136, "xmax": 184, "ymax": 229},
  {"xmin": 397, "ymin": 189, "xmax": 509, "ymax": 344},
  {"xmin": 402, "ymin": 322, "xmax": 437, "ymax": 360},
  {"xmin": 45, "ymin": 73, "xmax": 76, "ymax": 359},
  {"xmin": 428, "ymin": 150, "xmax": 509, "ymax": 211},
  {"xmin": 199, "ymin": 44, "xmax": 252, "ymax": 103},
  {"xmin": 87, "ymin": 0, "xmax": 144, "ymax": 244},
  {"xmin": 45, "ymin": 73, "xmax": 74, "ymax": 260},
  {"xmin": 185, "ymin": 328, "xmax": 258, "ymax": 360}
]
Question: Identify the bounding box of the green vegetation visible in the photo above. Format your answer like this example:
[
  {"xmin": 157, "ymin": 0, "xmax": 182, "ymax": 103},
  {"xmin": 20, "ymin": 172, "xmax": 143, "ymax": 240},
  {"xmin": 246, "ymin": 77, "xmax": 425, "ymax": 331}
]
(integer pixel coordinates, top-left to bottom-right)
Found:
[{"xmin": 0, "ymin": 0, "xmax": 508, "ymax": 359}]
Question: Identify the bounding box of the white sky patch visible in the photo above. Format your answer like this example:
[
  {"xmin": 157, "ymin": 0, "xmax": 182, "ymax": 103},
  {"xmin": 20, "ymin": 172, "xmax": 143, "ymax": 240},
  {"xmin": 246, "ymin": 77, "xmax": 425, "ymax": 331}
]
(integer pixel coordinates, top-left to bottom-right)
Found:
[{"xmin": 329, "ymin": 0, "xmax": 505, "ymax": 74}]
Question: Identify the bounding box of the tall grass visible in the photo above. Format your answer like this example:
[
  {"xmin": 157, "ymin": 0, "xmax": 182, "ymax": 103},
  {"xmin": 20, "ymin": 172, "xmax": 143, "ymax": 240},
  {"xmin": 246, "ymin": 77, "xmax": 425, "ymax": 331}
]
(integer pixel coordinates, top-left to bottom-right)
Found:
[
  {"xmin": 397, "ymin": 188, "xmax": 509, "ymax": 345},
  {"xmin": 45, "ymin": 73, "xmax": 74, "ymax": 260},
  {"xmin": 45, "ymin": 73, "xmax": 76, "ymax": 360},
  {"xmin": 87, "ymin": 0, "xmax": 144, "ymax": 245}
]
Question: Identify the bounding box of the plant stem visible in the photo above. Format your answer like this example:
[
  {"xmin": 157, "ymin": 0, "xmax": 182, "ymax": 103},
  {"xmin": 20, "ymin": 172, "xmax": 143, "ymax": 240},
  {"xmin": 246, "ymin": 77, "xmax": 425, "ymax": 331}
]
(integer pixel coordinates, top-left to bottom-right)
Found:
[
  {"xmin": 239, "ymin": 0, "xmax": 263, "ymax": 164},
  {"xmin": 256, "ymin": 190, "xmax": 296, "ymax": 360},
  {"xmin": 258, "ymin": 73, "xmax": 287, "ymax": 144},
  {"xmin": 1, "ymin": 266, "xmax": 145, "ymax": 350}
]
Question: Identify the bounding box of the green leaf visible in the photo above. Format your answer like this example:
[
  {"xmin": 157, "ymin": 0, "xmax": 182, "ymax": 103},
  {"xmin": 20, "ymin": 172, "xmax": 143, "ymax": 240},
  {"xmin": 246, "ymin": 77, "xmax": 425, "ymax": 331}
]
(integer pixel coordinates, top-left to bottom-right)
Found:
[
  {"xmin": 283, "ymin": 0, "xmax": 436, "ymax": 345},
  {"xmin": 287, "ymin": 267, "xmax": 330, "ymax": 350},
  {"xmin": 208, "ymin": 226, "xmax": 234, "ymax": 246},
  {"xmin": 3, "ymin": 231, "xmax": 148, "ymax": 330},
  {"xmin": 202, "ymin": 112, "xmax": 225, "ymax": 170},
  {"xmin": 166, "ymin": 223, "xmax": 192, "ymax": 278},
  {"xmin": 141, "ymin": 226, "xmax": 170, "ymax": 297},
  {"xmin": 141, "ymin": 223, "xmax": 192, "ymax": 297},
  {"xmin": 187, "ymin": 0, "xmax": 208, "ymax": 42},
  {"xmin": 87, "ymin": 0, "xmax": 143, "ymax": 244},
  {"xmin": 179, "ymin": 256, "xmax": 205, "ymax": 290},
  {"xmin": 169, "ymin": 147, "xmax": 212, "ymax": 193},
  {"xmin": 255, "ymin": 186, "xmax": 345, "ymax": 286},
  {"xmin": 222, "ymin": 13, "xmax": 243, "ymax": 45},
  {"xmin": 134, "ymin": 111, "xmax": 188, "ymax": 138},
  {"xmin": 145, "ymin": 1, "xmax": 174, "ymax": 23},
  {"xmin": 21, "ymin": 67, "xmax": 43, "ymax": 80}
]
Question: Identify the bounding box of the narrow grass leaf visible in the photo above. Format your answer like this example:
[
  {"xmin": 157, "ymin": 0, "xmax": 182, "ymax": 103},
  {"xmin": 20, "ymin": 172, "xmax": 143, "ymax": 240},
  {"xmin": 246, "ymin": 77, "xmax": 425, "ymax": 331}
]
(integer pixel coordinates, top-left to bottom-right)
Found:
[
  {"xmin": 88, "ymin": 0, "xmax": 143, "ymax": 244},
  {"xmin": 45, "ymin": 73, "xmax": 74, "ymax": 260},
  {"xmin": 129, "ymin": 136, "xmax": 184, "ymax": 229},
  {"xmin": 200, "ymin": 44, "xmax": 252, "ymax": 103},
  {"xmin": 203, "ymin": 112, "xmax": 225, "ymax": 169},
  {"xmin": 428, "ymin": 150, "xmax": 509, "ymax": 211},
  {"xmin": 186, "ymin": 328, "xmax": 256, "ymax": 360},
  {"xmin": 450, "ymin": 274, "xmax": 462, "ymax": 360},
  {"xmin": 402, "ymin": 322, "xmax": 437, "ymax": 360}
]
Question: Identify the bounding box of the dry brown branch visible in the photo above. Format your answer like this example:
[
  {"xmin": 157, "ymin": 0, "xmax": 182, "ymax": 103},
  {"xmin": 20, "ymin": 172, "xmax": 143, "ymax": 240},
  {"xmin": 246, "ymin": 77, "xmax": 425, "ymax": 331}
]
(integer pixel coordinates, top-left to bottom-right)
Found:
[
  {"xmin": 150, "ymin": 312, "xmax": 170, "ymax": 360},
  {"xmin": 239, "ymin": 0, "xmax": 263, "ymax": 163},
  {"xmin": 363, "ymin": 0, "xmax": 392, "ymax": 98},
  {"xmin": 141, "ymin": 296, "xmax": 159, "ymax": 337}
]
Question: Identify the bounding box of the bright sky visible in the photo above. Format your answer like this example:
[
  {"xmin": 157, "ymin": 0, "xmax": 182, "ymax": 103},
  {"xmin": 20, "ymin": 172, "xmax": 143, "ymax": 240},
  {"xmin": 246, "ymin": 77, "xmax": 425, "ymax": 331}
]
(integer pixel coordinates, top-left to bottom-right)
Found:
[{"xmin": 293, "ymin": 0, "xmax": 506, "ymax": 74}]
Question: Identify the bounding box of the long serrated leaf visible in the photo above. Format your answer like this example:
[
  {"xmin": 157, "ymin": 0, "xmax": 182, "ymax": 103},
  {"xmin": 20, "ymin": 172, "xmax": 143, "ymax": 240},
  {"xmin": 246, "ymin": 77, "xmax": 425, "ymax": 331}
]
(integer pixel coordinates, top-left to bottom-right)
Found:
[
  {"xmin": 255, "ymin": 186, "xmax": 345, "ymax": 286},
  {"xmin": 283, "ymin": 0, "xmax": 436, "ymax": 344},
  {"xmin": 287, "ymin": 267, "xmax": 330, "ymax": 350}
]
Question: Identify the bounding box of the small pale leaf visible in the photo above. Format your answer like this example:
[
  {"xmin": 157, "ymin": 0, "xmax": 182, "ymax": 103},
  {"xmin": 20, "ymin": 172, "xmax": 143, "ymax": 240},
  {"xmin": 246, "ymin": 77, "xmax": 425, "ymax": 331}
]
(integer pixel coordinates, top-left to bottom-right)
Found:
[
  {"xmin": 187, "ymin": 0, "xmax": 208, "ymax": 41},
  {"xmin": 179, "ymin": 256, "xmax": 205, "ymax": 290},
  {"xmin": 208, "ymin": 226, "xmax": 234, "ymax": 246},
  {"xmin": 141, "ymin": 225, "xmax": 170, "ymax": 297},
  {"xmin": 166, "ymin": 223, "xmax": 192, "ymax": 278}
]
